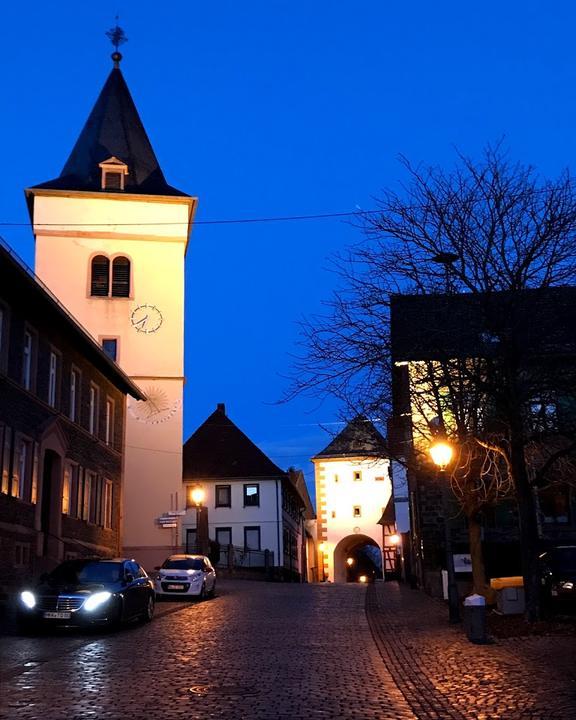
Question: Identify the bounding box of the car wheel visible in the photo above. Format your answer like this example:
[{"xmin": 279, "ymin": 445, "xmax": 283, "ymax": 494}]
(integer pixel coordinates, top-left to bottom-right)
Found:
[
  {"xmin": 141, "ymin": 593, "xmax": 155, "ymax": 623},
  {"xmin": 197, "ymin": 583, "xmax": 206, "ymax": 601}
]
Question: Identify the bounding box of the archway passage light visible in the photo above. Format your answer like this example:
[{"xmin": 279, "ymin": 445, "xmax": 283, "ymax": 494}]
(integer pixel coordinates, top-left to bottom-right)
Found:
[{"xmin": 429, "ymin": 441, "xmax": 453, "ymax": 471}]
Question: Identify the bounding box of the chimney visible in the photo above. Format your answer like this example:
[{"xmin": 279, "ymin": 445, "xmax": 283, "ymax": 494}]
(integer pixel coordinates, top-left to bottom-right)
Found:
[{"xmin": 216, "ymin": 403, "xmax": 226, "ymax": 415}]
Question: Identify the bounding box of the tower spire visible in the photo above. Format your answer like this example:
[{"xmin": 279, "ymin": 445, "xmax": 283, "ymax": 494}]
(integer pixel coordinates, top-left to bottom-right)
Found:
[{"xmin": 106, "ymin": 18, "xmax": 128, "ymax": 68}]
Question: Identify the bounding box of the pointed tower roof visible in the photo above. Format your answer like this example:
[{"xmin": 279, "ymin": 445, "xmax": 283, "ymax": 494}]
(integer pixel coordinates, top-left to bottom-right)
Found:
[
  {"xmin": 183, "ymin": 404, "xmax": 287, "ymax": 480},
  {"xmin": 31, "ymin": 66, "xmax": 188, "ymax": 197},
  {"xmin": 313, "ymin": 416, "xmax": 388, "ymax": 460}
]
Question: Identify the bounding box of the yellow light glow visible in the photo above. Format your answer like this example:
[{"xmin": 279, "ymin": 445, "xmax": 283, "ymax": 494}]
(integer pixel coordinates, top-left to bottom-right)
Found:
[
  {"xmin": 190, "ymin": 487, "xmax": 205, "ymax": 506},
  {"xmin": 389, "ymin": 533, "xmax": 401, "ymax": 545},
  {"xmin": 358, "ymin": 575, "xmax": 368, "ymax": 583},
  {"xmin": 346, "ymin": 557, "xmax": 355, "ymax": 566},
  {"xmin": 319, "ymin": 542, "xmax": 326, "ymax": 552},
  {"xmin": 429, "ymin": 441, "xmax": 453, "ymax": 470}
]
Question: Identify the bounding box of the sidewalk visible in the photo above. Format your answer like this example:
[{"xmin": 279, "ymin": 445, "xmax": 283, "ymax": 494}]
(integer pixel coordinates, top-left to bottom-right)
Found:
[{"xmin": 366, "ymin": 581, "xmax": 576, "ymax": 720}]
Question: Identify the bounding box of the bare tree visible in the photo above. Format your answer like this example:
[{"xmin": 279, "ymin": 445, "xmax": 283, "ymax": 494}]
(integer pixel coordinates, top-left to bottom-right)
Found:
[{"xmin": 287, "ymin": 145, "xmax": 576, "ymax": 621}]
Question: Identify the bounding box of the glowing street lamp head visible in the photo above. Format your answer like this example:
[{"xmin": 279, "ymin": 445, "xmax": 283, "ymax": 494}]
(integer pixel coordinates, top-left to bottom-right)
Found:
[
  {"xmin": 389, "ymin": 533, "xmax": 401, "ymax": 546},
  {"xmin": 319, "ymin": 542, "xmax": 326, "ymax": 552},
  {"xmin": 346, "ymin": 557, "xmax": 355, "ymax": 566},
  {"xmin": 190, "ymin": 487, "xmax": 205, "ymax": 506},
  {"xmin": 429, "ymin": 441, "xmax": 453, "ymax": 471}
]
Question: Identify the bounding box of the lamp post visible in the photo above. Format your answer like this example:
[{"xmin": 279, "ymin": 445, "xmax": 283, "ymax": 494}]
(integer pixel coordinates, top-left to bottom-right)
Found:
[
  {"xmin": 190, "ymin": 486, "xmax": 205, "ymax": 553},
  {"xmin": 430, "ymin": 438, "xmax": 460, "ymax": 623}
]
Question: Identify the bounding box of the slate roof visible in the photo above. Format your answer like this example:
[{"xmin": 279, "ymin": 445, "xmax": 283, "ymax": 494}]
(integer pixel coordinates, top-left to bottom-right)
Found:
[
  {"xmin": 30, "ymin": 66, "xmax": 188, "ymax": 197},
  {"xmin": 183, "ymin": 404, "xmax": 287, "ymax": 480},
  {"xmin": 391, "ymin": 287, "xmax": 576, "ymax": 362},
  {"xmin": 313, "ymin": 416, "xmax": 387, "ymax": 460}
]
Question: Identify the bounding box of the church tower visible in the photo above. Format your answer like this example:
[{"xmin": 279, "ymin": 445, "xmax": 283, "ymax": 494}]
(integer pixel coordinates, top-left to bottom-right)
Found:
[{"xmin": 26, "ymin": 44, "xmax": 197, "ymax": 568}]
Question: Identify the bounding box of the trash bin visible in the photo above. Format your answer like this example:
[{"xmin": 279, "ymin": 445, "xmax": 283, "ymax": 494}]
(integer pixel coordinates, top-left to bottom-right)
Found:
[
  {"xmin": 489, "ymin": 576, "xmax": 525, "ymax": 614},
  {"xmin": 463, "ymin": 593, "xmax": 487, "ymax": 644}
]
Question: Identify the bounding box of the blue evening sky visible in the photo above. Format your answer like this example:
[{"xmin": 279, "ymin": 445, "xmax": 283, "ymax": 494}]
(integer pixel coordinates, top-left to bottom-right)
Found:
[{"xmin": 1, "ymin": 1, "xmax": 575, "ymax": 499}]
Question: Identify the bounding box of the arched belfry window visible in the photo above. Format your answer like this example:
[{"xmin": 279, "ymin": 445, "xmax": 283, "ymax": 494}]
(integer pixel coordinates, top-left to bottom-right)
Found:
[
  {"xmin": 112, "ymin": 257, "xmax": 131, "ymax": 297},
  {"xmin": 91, "ymin": 256, "xmax": 110, "ymax": 296}
]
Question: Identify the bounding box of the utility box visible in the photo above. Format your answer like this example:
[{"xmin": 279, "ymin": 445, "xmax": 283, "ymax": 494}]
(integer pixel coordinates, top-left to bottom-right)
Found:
[
  {"xmin": 463, "ymin": 593, "xmax": 487, "ymax": 644},
  {"xmin": 490, "ymin": 577, "xmax": 525, "ymax": 615}
]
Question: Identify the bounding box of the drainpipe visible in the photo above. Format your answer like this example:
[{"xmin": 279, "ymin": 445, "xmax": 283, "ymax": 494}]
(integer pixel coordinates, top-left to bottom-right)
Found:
[{"xmin": 275, "ymin": 478, "xmax": 281, "ymax": 575}]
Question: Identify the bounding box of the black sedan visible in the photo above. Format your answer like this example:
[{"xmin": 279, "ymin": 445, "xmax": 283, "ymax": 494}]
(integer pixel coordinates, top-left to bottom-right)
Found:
[
  {"xmin": 540, "ymin": 545, "xmax": 576, "ymax": 610},
  {"xmin": 18, "ymin": 558, "xmax": 155, "ymax": 630}
]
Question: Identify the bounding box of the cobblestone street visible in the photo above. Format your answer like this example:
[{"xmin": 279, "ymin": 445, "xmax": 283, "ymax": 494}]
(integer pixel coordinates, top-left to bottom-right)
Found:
[{"xmin": 1, "ymin": 580, "xmax": 575, "ymax": 720}]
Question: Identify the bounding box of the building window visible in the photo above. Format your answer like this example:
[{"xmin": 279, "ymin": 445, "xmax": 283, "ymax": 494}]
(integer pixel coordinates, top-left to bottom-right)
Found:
[
  {"xmin": 62, "ymin": 465, "xmax": 71, "ymax": 515},
  {"xmin": 69, "ymin": 368, "xmax": 81, "ymax": 422},
  {"xmin": 353, "ymin": 506, "xmax": 362, "ymax": 518},
  {"xmin": 105, "ymin": 398, "xmax": 114, "ymax": 446},
  {"xmin": 48, "ymin": 351, "xmax": 59, "ymax": 407},
  {"xmin": 101, "ymin": 338, "xmax": 118, "ymax": 361},
  {"xmin": 243, "ymin": 484, "xmax": 260, "ymax": 507},
  {"xmin": 353, "ymin": 471, "xmax": 362, "ymax": 481},
  {"xmin": 375, "ymin": 476, "xmax": 385, "ymax": 482},
  {"xmin": 14, "ymin": 543, "xmax": 31, "ymax": 569},
  {"xmin": 539, "ymin": 486, "xmax": 570, "ymax": 524},
  {"xmin": 82, "ymin": 472, "xmax": 94, "ymax": 521},
  {"xmin": 104, "ymin": 480, "xmax": 113, "ymax": 529},
  {"xmin": 215, "ymin": 485, "xmax": 231, "ymax": 508},
  {"xmin": 89, "ymin": 384, "xmax": 100, "ymax": 436},
  {"xmin": 215, "ymin": 527, "xmax": 232, "ymax": 548},
  {"xmin": 244, "ymin": 526, "xmax": 261, "ymax": 551},
  {"xmin": 91, "ymin": 256, "xmax": 110, "ymax": 296},
  {"xmin": 111, "ymin": 257, "xmax": 130, "ymax": 297},
  {"xmin": 22, "ymin": 331, "xmax": 34, "ymax": 390},
  {"xmin": 99, "ymin": 156, "xmax": 128, "ymax": 191}
]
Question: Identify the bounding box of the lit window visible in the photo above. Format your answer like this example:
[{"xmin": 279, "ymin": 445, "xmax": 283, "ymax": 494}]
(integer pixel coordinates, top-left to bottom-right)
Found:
[
  {"xmin": 62, "ymin": 466, "xmax": 71, "ymax": 514},
  {"xmin": 104, "ymin": 480, "xmax": 113, "ymax": 529},
  {"xmin": 243, "ymin": 484, "xmax": 260, "ymax": 507}
]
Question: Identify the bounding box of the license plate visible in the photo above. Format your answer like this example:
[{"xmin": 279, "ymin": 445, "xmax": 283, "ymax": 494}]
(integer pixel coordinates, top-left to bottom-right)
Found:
[
  {"xmin": 43, "ymin": 611, "xmax": 71, "ymax": 619},
  {"xmin": 166, "ymin": 584, "xmax": 185, "ymax": 590}
]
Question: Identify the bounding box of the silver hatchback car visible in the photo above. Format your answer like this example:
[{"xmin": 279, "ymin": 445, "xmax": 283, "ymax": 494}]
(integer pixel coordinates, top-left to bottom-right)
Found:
[{"xmin": 154, "ymin": 554, "xmax": 216, "ymax": 600}]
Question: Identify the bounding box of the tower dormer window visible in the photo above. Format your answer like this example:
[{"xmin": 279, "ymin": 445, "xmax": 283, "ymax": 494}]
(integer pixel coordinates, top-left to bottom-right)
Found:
[
  {"xmin": 98, "ymin": 156, "xmax": 129, "ymax": 191},
  {"xmin": 90, "ymin": 255, "xmax": 131, "ymax": 298},
  {"xmin": 91, "ymin": 255, "xmax": 110, "ymax": 296}
]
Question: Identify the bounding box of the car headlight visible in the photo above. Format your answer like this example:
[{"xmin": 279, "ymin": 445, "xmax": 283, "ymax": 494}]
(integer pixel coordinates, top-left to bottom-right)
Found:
[
  {"xmin": 20, "ymin": 591, "xmax": 36, "ymax": 609},
  {"xmin": 84, "ymin": 591, "xmax": 112, "ymax": 612},
  {"xmin": 559, "ymin": 581, "xmax": 574, "ymax": 591}
]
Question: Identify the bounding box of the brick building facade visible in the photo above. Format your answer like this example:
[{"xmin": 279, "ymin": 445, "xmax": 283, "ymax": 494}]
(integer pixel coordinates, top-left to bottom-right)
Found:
[{"xmin": 0, "ymin": 242, "xmax": 143, "ymax": 593}]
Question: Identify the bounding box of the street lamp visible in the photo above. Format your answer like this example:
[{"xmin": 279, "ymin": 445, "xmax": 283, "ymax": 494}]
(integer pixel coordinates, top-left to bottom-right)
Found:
[
  {"xmin": 429, "ymin": 437, "xmax": 460, "ymax": 623},
  {"xmin": 190, "ymin": 486, "xmax": 205, "ymax": 553}
]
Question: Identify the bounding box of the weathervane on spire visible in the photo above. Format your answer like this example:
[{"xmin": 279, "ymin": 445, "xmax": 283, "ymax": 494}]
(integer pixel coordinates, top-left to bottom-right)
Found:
[{"xmin": 106, "ymin": 17, "xmax": 128, "ymax": 68}]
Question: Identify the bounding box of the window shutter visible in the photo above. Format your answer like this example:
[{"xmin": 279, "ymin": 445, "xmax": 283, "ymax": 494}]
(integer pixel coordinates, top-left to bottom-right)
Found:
[
  {"xmin": 91, "ymin": 256, "xmax": 110, "ymax": 296},
  {"xmin": 111, "ymin": 257, "xmax": 130, "ymax": 297}
]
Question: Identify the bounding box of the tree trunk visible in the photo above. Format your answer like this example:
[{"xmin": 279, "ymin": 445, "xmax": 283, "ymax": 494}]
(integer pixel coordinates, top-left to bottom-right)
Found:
[
  {"xmin": 510, "ymin": 432, "xmax": 542, "ymax": 622},
  {"xmin": 467, "ymin": 512, "xmax": 496, "ymax": 603}
]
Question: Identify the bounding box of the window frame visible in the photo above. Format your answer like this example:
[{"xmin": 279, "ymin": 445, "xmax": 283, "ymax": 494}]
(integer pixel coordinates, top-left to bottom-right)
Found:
[
  {"xmin": 88, "ymin": 383, "xmax": 100, "ymax": 436},
  {"xmin": 353, "ymin": 505, "xmax": 362, "ymax": 518},
  {"xmin": 215, "ymin": 484, "xmax": 232, "ymax": 508},
  {"xmin": 22, "ymin": 328, "xmax": 37, "ymax": 392},
  {"xmin": 104, "ymin": 479, "xmax": 113, "ymax": 529},
  {"xmin": 69, "ymin": 366, "xmax": 81, "ymax": 423},
  {"xmin": 244, "ymin": 525, "xmax": 261, "ymax": 551},
  {"xmin": 215, "ymin": 527, "xmax": 232, "ymax": 548},
  {"xmin": 105, "ymin": 397, "xmax": 115, "ymax": 446},
  {"xmin": 47, "ymin": 349, "xmax": 61, "ymax": 408},
  {"xmin": 243, "ymin": 483, "xmax": 260, "ymax": 508}
]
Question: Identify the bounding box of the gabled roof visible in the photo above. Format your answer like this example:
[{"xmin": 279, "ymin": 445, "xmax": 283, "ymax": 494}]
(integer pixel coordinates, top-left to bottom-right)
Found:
[
  {"xmin": 183, "ymin": 404, "xmax": 287, "ymax": 480},
  {"xmin": 313, "ymin": 416, "xmax": 387, "ymax": 460},
  {"xmin": 30, "ymin": 67, "xmax": 188, "ymax": 197}
]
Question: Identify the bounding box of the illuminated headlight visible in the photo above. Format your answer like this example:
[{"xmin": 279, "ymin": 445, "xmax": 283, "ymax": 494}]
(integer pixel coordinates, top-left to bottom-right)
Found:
[
  {"xmin": 20, "ymin": 591, "xmax": 36, "ymax": 609},
  {"xmin": 84, "ymin": 591, "xmax": 112, "ymax": 612},
  {"xmin": 559, "ymin": 581, "xmax": 574, "ymax": 591}
]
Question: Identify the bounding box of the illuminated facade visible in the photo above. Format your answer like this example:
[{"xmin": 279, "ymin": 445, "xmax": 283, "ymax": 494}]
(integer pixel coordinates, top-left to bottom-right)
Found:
[
  {"xmin": 312, "ymin": 418, "xmax": 395, "ymax": 582},
  {"xmin": 26, "ymin": 56, "xmax": 197, "ymax": 569}
]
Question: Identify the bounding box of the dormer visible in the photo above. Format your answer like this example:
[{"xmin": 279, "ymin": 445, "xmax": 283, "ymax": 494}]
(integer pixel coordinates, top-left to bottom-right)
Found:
[{"xmin": 99, "ymin": 156, "xmax": 129, "ymax": 191}]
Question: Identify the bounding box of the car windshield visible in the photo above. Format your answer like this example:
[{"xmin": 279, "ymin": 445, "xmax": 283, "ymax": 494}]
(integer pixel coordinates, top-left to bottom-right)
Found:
[
  {"xmin": 48, "ymin": 560, "xmax": 123, "ymax": 584},
  {"xmin": 549, "ymin": 548, "xmax": 576, "ymax": 573},
  {"xmin": 162, "ymin": 558, "xmax": 204, "ymax": 570}
]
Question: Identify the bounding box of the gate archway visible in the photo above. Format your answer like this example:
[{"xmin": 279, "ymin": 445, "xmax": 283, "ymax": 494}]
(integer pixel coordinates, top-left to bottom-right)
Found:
[{"xmin": 333, "ymin": 534, "xmax": 382, "ymax": 583}]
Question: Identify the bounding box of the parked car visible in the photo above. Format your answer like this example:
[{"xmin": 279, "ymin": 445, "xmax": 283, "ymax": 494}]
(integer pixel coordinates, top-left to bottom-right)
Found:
[
  {"xmin": 18, "ymin": 558, "xmax": 155, "ymax": 631},
  {"xmin": 539, "ymin": 545, "xmax": 576, "ymax": 610},
  {"xmin": 154, "ymin": 554, "xmax": 216, "ymax": 600}
]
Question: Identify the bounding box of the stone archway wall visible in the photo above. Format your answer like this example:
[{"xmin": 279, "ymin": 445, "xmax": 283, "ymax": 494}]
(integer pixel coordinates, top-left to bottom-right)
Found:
[{"xmin": 333, "ymin": 534, "xmax": 382, "ymax": 583}]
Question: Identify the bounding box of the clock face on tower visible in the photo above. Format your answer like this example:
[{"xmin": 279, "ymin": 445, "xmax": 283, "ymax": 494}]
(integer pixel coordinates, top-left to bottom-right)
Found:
[
  {"xmin": 130, "ymin": 304, "xmax": 163, "ymax": 333},
  {"xmin": 128, "ymin": 386, "xmax": 180, "ymax": 424}
]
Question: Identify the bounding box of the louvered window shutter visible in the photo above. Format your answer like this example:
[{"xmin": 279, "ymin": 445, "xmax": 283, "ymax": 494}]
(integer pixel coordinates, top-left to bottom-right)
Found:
[
  {"xmin": 112, "ymin": 257, "xmax": 131, "ymax": 297},
  {"xmin": 91, "ymin": 256, "xmax": 110, "ymax": 296}
]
